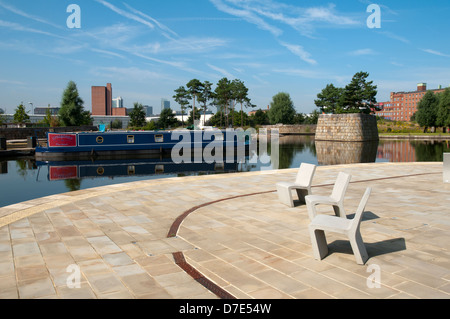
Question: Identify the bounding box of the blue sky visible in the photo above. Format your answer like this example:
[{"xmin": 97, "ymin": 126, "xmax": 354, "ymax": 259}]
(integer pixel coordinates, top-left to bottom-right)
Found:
[{"xmin": 0, "ymin": 0, "xmax": 449, "ymax": 115}]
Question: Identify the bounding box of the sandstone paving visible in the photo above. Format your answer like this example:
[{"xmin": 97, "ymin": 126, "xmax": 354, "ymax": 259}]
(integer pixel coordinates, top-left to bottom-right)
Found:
[{"xmin": 0, "ymin": 162, "xmax": 448, "ymax": 299}]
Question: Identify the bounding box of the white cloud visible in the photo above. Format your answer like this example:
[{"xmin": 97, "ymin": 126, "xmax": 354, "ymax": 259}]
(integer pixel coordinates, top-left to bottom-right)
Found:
[
  {"xmin": 378, "ymin": 31, "xmax": 410, "ymax": 44},
  {"xmin": 123, "ymin": 3, "xmax": 179, "ymax": 39},
  {"xmin": 0, "ymin": 79, "xmax": 26, "ymax": 85},
  {"xmin": 0, "ymin": 1, "xmax": 62, "ymax": 29},
  {"xmin": 421, "ymin": 49, "xmax": 450, "ymax": 58},
  {"xmin": 207, "ymin": 63, "xmax": 236, "ymax": 79},
  {"xmin": 95, "ymin": 0, "xmax": 155, "ymax": 29},
  {"xmin": 211, "ymin": 0, "xmax": 359, "ymax": 38},
  {"xmin": 273, "ymin": 68, "xmax": 349, "ymax": 84},
  {"xmin": 279, "ymin": 42, "xmax": 317, "ymax": 65},
  {"xmin": 209, "ymin": 0, "xmax": 283, "ymax": 36},
  {"xmin": 349, "ymin": 48, "xmax": 378, "ymax": 56},
  {"xmin": 0, "ymin": 19, "xmax": 66, "ymax": 39},
  {"xmin": 90, "ymin": 66, "xmax": 163, "ymax": 81}
]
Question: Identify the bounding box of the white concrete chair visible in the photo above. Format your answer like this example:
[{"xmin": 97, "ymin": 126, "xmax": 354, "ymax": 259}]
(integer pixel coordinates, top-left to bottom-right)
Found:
[
  {"xmin": 308, "ymin": 187, "xmax": 372, "ymax": 265},
  {"xmin": 276, "ymin": 163, "xmax": 317, "ymax": 207},
  {"xmin": 305, "ymin": 172, "xmax": 352, "ymax": 220}
]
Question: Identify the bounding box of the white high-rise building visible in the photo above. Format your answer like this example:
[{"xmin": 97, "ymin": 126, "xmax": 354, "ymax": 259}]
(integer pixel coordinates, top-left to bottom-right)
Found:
[{"xmin": 112, "ymin": 97, "xmax": 124, "ymax": 109}]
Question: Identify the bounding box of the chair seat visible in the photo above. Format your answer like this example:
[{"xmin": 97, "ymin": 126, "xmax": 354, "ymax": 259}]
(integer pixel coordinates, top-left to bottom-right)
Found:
[
  {"xmin": 306, "ymin": 195, "xmax": 339, "ymax": 205},
  {"xmin": 276, "ymin": 181, "xmax": 309, "ymax": 189},
  {"xmin": 309, "ymin": 215, "xmax": 351, "ymax": 234}
]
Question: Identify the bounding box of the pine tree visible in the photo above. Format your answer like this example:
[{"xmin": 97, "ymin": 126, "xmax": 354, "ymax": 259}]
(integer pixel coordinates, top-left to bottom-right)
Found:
[
  {"xmin": 128, "ymin": 102, "xmax": 147, "ymax": 128},
  {"xmin": 59, "ymin": 81, "xmax": 92, "ymax": 126},
  {"xmin": 13, "ymin": 103, "xmax": 30, "ymax": 124},
  {"xmin": 341, "ymin": 71, "xmax": 378, "ymax": 114},
  {"xmin": 173, "ymin": 86, "xmax": 190, "ymax": 127},
  {"xmin": 315, "ymin": 84, "xmax": 344, "ymax": 114}
]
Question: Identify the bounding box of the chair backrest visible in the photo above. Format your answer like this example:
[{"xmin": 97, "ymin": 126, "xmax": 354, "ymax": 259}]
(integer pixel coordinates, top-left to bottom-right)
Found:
[
  {"xmin": 330, "ymin": 172, "xmax": 352, "ymax": 201},
  {"xmin": 349, "ymin": 187, "xmax": 372, "ymax": 233},
  {"xmin": 295, "ymin": 163, "xmax": 317, "ymax": 185}
]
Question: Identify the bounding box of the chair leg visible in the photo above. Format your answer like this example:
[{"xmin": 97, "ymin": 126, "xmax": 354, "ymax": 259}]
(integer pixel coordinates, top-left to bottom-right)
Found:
[
  {"xmin": 306, "ymin": 200, "xmax": 317, "ymax": 220},
  {"xmin": 349, "ymin": 230, "xmax": 368, "ymax": 265},
  {"xmin": 276, "ymin": 185, "xmax": 294, "ymax": 207},
  {"xmin": 309, "ymin": 228, "xmax": 328, "ymax": 260},
  {"xmin": 296, "ymin": 188, "xmax": 309, "ymax": 204},
  {"xmin": 332, "ymin": 204, "xmax": 346, "ymax": 218}
]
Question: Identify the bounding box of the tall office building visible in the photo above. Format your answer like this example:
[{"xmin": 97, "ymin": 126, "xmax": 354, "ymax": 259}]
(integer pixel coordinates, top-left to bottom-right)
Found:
[
  {"xmin": 161, "ymin": 99, "xmax": 170, "ymax": 113},
  {"xmin": 144, "ymin": 106, "xmax": 153, "ymax": 116},
  {"xmin": 92, "ymin": 83, "xmax": 112, "ymax": 116}
]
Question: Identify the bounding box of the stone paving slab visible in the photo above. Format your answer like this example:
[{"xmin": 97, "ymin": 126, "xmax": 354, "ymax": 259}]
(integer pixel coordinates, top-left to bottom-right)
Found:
[{"xmin": 0, "ymin": 162, "xmax": 449, "ymax": 299}]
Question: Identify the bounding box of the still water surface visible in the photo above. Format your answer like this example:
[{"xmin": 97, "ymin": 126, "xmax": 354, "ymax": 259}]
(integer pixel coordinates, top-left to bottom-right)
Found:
[{"xmin": 1, "ymin": 136, "xmax": 448, "ymax": 207}]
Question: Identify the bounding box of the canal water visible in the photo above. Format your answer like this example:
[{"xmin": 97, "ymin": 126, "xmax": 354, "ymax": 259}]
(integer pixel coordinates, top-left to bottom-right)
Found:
[{"xmin": 1, "ymin": 136, "xmax": 449, "ymax": 207}]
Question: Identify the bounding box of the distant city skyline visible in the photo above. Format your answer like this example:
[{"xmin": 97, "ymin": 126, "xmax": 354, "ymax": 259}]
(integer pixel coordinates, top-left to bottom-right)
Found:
[{"xmin": 0, "ymin": 1, "xmax": 449, "ymax": 115}]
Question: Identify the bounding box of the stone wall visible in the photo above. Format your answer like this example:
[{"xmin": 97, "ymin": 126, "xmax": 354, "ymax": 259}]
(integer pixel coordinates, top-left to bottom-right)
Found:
[
  {"xmin": 262, "ymin": 124, "xmax": 316, "ymax": 135},
  {"xmin": 315, "ymin": 113, "xmax": 379, "ymax": 142}
]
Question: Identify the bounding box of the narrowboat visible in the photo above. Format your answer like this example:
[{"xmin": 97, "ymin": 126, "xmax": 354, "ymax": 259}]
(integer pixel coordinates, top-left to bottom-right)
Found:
[{"xmin": 35, "ymin": 130, "xmax": 252, "ymax": 161}]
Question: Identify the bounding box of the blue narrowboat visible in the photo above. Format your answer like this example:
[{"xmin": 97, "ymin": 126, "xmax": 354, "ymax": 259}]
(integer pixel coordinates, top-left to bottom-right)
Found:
[{"xmin": 35, "ymin": 130, "xmax": 251, "ymax": 160}]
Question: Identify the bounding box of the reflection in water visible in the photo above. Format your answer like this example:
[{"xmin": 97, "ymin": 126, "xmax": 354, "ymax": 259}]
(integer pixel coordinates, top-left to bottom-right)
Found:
[
  {"xmin": 37, "ymin": 156, "xmax": 245, "ymax": 183},
  {"xmin": 316, "ymin": 140, "xmax": 379, "ymax": 165},
  {"xmin": 377, "ymin": 139, "xmax": 450, "ymax": 162},
  {"xmin": 277, "ymin": 136, "xmax": 316, "ymax": 169}
]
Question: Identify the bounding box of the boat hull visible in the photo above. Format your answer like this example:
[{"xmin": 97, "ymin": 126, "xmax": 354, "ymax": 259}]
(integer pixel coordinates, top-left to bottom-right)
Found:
[{"xmin": 35, "ymin": 130, "xmax": 251, "ymax": 161}]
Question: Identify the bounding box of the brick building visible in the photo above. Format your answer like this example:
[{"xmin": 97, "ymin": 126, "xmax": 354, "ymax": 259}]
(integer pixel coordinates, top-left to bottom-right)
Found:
[
  {"xmin": 91, "ymin": 83, "xmax": 127, "ymax": 116},
  {"xmin": 91, "ymin": 83, "xmax": 112, "ymax": 116},
  {"xmin": 376, "ymin": 83, "xmax": 447, "ymax": 121}
]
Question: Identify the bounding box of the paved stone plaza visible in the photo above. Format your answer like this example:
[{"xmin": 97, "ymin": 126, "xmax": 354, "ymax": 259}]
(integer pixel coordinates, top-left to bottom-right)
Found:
[{"xmin": 0, "ymin": 162, "xmax": 449, "ymax": 299}]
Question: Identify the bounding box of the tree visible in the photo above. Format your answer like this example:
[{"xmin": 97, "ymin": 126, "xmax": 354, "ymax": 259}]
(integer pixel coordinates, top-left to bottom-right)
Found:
[
  {"xmin": 43, "ymin": 108, "xmax": 60, "ymax": 127},
  {"xmin": 128, "ymin": 102, "xmax": 147, "ymax": 128},
  {"xmin": 341, "ymin": 71, "xmax": 378, "ymax": 114},
  {"xmin": 13, "ymin": 103, "xmax": 30, "ymax": 124},
  {"xmin": 231, "ymin": 79, "xmax": 254, "ymax": 127},
  {"xmin": 305, "ymin": 110, "xmax": 320, "ymax": 125},
  {"xmin": 215, "ymin": 78, "xmax": 233, "ymax": 127},
  {"xmin": 158, "ymin": 108, "xmax": 178, "ymax": 129},
  {"xmin": 436, "ymin": 88, "xmax": 450, "ymax": 132},
  {"xmin": 251, "ymin": 109, "xmax": 269, "ymax": 125},
  {"xmin": 315, "ymin": 84, "xmax": 344, "ymax": 114},
  {"xmin": 198, "ymin": 81, "xmax": 214, "ymax": 126},
  {"xmin": 186, "ymin": 79, "xmax": 204, "ymax": 128},
  {"xmin": 187, "ymin": 107, "xmax": 201, "ymax": 126},
  {"xmin": 268, "ymin": 92, "xmax": 296, "ymax": 124},
  {"xmin": 59, "ymin": 81, "xmax": 92, "ymax": 126},
  {"xmin": 416, "ymin": 91, "xmax": 439, "ymax": 133},
  {"xmin": 173, "ymin": 86, "xmax": 190, "ymax": 128}
]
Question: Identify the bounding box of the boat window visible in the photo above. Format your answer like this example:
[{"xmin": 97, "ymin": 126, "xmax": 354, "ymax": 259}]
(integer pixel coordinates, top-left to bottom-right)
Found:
[
  {"xmin": 127, "ymin": 135, "xmax": 135, "ymax": 144},
  {"xmin": 155, "ymin": 135, "xmax": 164, "ymax": 143},
  {"xmin": 96, "ymin": 136, "xmax": 104, "ymax": 144},
  {"xmin": 155, "ymin": 165, "xmax": 164, "ymax": 174},
  {"xmin": 97, "ymin": 167, "xmax": 105, "ymax": 175},
  {"xmin": 215, "ymin": 163, "xmax": 224, "ymax": 171},
  {"xmin": 128, "ymin": 165, "xmax": 135, "ymax": 175}
]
